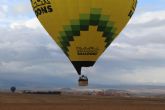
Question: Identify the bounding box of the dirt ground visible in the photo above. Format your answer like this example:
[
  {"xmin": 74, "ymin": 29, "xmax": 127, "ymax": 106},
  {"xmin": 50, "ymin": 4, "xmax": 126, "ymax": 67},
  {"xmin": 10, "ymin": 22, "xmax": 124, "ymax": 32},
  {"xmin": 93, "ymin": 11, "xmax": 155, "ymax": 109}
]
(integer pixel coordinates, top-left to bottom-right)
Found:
[{"xmin": 0, "ymin": 93, "xmax": 165, "ymax": 110}]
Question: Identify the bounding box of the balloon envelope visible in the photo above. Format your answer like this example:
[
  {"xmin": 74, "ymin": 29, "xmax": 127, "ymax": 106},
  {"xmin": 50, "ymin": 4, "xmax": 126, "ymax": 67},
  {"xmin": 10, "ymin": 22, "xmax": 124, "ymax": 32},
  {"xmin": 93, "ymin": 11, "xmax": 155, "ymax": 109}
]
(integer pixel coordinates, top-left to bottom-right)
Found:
[{"xmin": 30, "ymin": 0, "xmax": 137, "ymax": 75}]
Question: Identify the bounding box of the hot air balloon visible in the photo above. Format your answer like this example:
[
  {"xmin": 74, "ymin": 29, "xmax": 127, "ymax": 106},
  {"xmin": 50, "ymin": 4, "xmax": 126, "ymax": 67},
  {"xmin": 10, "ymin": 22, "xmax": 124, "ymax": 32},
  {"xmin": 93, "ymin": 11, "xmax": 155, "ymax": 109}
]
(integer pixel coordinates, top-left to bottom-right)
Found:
[
  {"xmin": 10, "ymin": 86, "xmax": 16, "ymax": 93},
  {"xmin": 30, "ymin": 0, "xmax": 137, "ymax": 86}
]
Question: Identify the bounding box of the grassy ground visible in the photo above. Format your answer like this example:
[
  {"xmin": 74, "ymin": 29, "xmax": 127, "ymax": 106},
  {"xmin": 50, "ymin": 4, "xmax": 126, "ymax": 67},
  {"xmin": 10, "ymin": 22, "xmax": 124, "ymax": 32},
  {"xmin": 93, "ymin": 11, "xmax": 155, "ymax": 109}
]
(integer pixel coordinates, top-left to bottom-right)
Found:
[{"xmin": 0, "ymin": 93, "xmax": 165, "ymax": 110}]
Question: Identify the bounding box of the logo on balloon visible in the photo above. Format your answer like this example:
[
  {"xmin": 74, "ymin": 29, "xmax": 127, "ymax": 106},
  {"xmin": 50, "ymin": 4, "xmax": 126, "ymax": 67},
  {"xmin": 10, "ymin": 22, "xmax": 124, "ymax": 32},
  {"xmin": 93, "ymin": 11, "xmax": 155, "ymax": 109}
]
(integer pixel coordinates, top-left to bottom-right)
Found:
[
  {"xmin": 76, "ymin": 47, "xmax": 99, "ymax": 55},
  {"xmin": 31, "ymin": 0, "xmax": 53, "ymax": 17},
  {"xmin": 128, "ymin": 0, "xmax": 137, "ymax": 17}
]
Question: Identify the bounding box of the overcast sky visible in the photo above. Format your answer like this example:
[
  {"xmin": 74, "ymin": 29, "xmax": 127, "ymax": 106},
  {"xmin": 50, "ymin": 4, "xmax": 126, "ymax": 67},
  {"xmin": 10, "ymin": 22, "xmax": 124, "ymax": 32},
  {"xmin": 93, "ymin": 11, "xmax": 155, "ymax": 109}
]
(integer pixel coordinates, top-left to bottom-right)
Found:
[{"xmin": 0, "ymin": 0, "xmax": 165, "ymax": 89}]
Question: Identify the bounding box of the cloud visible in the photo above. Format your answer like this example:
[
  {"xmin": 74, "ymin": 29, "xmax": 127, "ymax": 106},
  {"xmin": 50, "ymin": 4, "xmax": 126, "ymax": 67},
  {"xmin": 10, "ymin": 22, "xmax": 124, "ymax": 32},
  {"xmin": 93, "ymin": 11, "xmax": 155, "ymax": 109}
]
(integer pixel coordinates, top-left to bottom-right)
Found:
[
  {"xmin": 123, "ymin": 10, "xmax": 165, "ymax": 45},
  {"xmin": 118, "ymin": 67, "xmax": 165, "ymax": 84},
  {"xmin": 130, "ymin": 11, "xmax": 165, "ymax": 24},
  {"xmin": 0, "ymin": 5, "xmax": 8, "ymax": 18},
  {"xmin": 10, "ymin": 18, "xmax": 42, "ymax": 29},
  {"xmin": 0, "ymin": 16, "xmax": 74, "ymax": 77}
]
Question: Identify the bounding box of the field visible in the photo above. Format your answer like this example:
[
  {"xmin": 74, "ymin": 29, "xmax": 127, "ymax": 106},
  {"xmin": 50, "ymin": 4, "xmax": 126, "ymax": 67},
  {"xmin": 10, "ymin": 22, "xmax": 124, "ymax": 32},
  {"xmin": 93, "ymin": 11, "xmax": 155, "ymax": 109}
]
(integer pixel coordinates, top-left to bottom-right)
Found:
[{"xmin": 0, "ymin": 93, "xmax": 165, "ymax": 110}]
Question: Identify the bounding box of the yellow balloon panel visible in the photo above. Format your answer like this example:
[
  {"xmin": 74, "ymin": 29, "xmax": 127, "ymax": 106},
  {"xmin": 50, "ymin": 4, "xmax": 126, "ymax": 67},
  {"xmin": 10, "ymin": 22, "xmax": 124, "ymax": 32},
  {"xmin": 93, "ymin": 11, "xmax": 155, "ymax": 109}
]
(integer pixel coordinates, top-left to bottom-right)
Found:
[{"xmin": 31, "ymin": 0, "xmax": 137, "ymax": 74}]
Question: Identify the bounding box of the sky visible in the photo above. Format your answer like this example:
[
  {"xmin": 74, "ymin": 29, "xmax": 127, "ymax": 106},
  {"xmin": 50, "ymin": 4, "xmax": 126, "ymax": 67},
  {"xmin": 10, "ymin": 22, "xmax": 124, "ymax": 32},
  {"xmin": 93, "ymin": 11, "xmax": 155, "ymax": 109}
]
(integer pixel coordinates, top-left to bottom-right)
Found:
[{"xmin": 0, "ymin": 0, "xmax": 165, "ymax": 89}]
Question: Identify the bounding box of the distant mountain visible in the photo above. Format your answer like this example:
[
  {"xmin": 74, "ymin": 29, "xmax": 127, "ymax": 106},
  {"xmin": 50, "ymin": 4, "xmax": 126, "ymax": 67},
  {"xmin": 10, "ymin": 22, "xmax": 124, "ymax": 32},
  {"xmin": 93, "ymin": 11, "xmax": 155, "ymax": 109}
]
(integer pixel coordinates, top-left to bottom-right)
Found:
[{"xmin": 1, "ymin": 75, "xmax": 165, "ymax": 97}]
